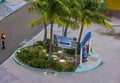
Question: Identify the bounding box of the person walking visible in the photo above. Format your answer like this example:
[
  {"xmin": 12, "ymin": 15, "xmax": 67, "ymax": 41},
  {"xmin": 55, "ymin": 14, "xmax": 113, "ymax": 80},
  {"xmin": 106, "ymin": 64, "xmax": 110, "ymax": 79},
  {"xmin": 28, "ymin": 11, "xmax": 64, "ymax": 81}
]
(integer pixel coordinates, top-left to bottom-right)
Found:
[{"xmin": 1, "ymin": 32, "xmax": 6, "ymax": 49}]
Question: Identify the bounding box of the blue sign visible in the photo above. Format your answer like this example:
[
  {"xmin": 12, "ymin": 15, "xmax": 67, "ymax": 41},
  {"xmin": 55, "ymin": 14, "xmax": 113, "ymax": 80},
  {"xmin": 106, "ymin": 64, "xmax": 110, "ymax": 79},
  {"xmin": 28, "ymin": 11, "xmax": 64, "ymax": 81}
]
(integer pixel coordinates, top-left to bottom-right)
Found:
[
  {"xmin": 54, "ymin": 34, "xmax": 77, "ymax": 49},
  {"xmin": 81, "ymin": 31, "xmax": 92, "ymax": 48}
]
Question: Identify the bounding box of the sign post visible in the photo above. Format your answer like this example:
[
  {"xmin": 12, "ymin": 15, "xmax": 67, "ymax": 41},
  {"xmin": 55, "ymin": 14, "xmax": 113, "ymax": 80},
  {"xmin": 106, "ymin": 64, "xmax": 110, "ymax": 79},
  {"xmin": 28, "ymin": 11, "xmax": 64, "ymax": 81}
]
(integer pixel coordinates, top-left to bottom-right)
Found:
[
  {"xmin": 79, "ymin": 43, "xmax": 83, "ymax": 67},
  {"xmin": 53, "ymin": 34, "xmax": 77, "ymax": 66},
  {"xmin": 88, "ymin": 38, "xmax": 92, "ymax": 56}
]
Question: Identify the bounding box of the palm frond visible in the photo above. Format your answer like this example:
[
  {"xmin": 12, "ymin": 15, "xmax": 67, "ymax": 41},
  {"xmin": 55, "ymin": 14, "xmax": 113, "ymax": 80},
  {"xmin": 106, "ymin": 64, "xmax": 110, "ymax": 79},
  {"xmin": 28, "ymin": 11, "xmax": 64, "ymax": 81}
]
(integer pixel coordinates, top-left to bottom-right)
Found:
[{"xmin": 29, "ymin": 17, "xmax": 43, "ymax": 28}]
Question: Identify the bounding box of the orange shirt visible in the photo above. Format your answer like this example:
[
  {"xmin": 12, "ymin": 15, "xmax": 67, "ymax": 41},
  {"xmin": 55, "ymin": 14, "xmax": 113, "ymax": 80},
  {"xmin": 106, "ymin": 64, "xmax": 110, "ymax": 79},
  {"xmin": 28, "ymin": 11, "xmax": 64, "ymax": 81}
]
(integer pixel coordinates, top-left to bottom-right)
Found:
[{"xmin": 1, "ymin": 34, "xmax": 5, "ymax": 40}]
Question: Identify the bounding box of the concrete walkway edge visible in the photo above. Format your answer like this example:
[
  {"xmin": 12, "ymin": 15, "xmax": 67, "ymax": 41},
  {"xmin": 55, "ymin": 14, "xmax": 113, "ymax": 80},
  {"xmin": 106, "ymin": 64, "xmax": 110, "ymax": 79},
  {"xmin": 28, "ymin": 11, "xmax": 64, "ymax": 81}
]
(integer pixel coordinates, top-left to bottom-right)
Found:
[{"xmin": 12, "ymin": 44, "xmax": 102, "ymax": 75}]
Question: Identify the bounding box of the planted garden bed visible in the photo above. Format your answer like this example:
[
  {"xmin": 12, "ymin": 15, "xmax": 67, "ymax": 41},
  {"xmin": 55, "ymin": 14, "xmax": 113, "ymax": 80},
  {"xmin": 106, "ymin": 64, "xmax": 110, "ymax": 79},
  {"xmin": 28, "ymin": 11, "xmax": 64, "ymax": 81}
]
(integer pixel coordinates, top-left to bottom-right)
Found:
[{"xmin": 16, "ymin": 40, "xmax": 78, "ymax": 72}]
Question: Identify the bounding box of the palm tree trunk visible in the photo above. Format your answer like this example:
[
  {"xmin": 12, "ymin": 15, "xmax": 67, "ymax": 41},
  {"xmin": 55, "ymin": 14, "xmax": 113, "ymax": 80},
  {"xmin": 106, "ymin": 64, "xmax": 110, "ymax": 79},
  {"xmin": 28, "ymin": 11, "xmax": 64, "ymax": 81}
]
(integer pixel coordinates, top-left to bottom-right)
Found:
[
  {"xmin": 64, "ymin": 26, "xmax": 68, "ymax": 36},
  {"xmin": 77, "ymin": 24, "xmax": 84, "ymax": 48},
  {"xmin": 48, "ymin": 22, "xmax": 53, "ymax": 60},
  {"xmin": 64, "ymin": 17, "xmax": 70, "ymax": 37},
  {"xmin": 43, "ymin": 22, "xmax": 47, "ymax": 48},
  {"xmin": 61, "ymin": 26, "xmax": 68, "ymax": 58}
]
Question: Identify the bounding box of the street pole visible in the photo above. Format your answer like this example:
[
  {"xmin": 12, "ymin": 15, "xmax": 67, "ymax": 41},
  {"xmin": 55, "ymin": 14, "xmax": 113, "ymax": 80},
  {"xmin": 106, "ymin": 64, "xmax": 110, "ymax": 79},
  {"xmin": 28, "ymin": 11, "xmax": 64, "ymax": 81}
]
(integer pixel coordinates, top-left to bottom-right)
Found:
[
  {"xmin": 88, "ymin": 38, "xmax": 92, "ymax": 56},
  {"xmin": 74, "ymin": 48, "xmax": 77, "ymax": 67},
  {"xmin": 78, "ymin": 43, "xmax": 83, "ymax": 67},
  {"xmin": 62, "ymin": 27, "xmax": 65, "ymax": 58}
]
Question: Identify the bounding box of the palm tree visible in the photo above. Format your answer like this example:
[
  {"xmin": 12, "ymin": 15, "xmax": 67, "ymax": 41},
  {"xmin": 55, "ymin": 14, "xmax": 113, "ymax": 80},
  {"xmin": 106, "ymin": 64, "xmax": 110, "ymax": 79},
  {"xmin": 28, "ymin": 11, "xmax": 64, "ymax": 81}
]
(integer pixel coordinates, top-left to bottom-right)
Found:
[
  {"xmin": 26, "ymin": 0, "xmax": 73, "ymax": 59},
  {"xmin": 61, "ymin": 0, "xmax": 81, "ymax": 37},
  {"xmin": 26, "ymin": 0, "xmax": 49, "ymax": 48},
  {"xmin": 47, "ymin": 0, "xmax": 72, "ymax": 59},
  {"xmin": 77, "ymin": 0, "xmax": 113, "ymax": 47}
]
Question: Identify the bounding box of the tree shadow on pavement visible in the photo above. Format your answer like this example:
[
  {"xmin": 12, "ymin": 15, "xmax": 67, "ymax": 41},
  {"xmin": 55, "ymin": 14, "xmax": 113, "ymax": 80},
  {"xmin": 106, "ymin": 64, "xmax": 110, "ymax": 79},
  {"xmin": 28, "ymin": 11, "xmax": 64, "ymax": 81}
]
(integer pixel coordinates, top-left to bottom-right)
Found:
[{"xmin": 100, "ymin": 31, "xmax": 120, "ymax": 40}]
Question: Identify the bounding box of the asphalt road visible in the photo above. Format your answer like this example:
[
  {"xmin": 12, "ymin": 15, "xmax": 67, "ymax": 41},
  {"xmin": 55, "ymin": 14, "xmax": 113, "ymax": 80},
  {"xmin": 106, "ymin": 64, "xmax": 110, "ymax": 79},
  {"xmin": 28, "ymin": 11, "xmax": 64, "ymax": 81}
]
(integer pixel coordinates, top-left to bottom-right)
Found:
[{"xmin": 0, "ymin": 4, "xmax": 42, "ymax": 64}]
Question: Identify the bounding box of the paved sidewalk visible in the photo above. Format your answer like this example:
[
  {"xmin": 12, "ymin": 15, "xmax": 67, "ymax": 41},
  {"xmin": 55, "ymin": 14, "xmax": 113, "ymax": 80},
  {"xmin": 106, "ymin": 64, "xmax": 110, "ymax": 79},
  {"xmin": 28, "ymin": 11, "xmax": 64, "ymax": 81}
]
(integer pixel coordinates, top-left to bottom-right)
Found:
[
  {"xmin": 1, "ymin": 19, "xmax": 120, "ymax": 83},
  {"xmin": 0, "ymin": 1, "xmax": 120, "ymax": 82},
  {"xmin": 0, "ymin": 24, "xmax": 102, "ymax": 83},
  {"xmin": 0, "ymin": 0, "xmax": 27, "ymax": 20}
]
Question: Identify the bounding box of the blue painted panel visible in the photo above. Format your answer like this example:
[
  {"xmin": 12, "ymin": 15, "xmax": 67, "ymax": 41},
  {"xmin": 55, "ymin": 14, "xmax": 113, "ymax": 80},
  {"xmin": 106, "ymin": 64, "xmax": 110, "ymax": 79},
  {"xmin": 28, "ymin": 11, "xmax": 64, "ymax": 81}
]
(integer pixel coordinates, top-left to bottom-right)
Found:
[{"xmin": 81, "ymin": 31, "xmax": 92, "ymax": 48}]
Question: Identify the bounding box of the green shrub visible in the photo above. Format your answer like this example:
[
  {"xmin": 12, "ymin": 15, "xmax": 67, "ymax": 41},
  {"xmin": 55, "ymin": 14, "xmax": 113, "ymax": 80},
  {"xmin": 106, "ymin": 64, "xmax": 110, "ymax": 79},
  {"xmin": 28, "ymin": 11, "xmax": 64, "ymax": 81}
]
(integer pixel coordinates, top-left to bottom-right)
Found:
[
  {"xmin": 17, "ymin": 50, "xmax": 37, "ymax": 63},
  {"xmin": 53, "ymin": 52, "xmax": 61, "ymax": 58},
  {"xmin": 53, "ymin": 46, "xmax": 61, "ymax": 52},
  {"xmin": 67, "ymin": 65, "xmax": 75, "ymax": 72},
  {"xmin": 53, "ymin": 62, "xmax": 65, "ymax": 72},
  {"xmin": 66, "ymin": 49, "xmax": 75, "ymax": 55},
  {"xmin": 36, "ymin": 41, "xmax": 43, "ymax": 45},
  {"xmin": 39, "ymin": 50, "xmax": 47, "ymax": 59},
  {"xmin": 17, "ymin": 41, "xmax": 77, "ymax": 72},
  {"xmin": 33, "ymin": 45, "xmax": 43, "ymax": 53},
  {"xmin": 29, "ymin": 58, "xmax": 53, "ymax": 68},
  {"xmin": 17, "ymin": 50, "xmax": 30, "ymax": 63},
  {"xmin": 38, "ymin": 59, "xmax": 47, "ymax": 68},
  {"xmin": 46, "ymin": 39, "xmax": 50, "ymax": 44},
  {"xmin": 44, "ymin": 60, "xmax": 53, "ymax": 68},
  {"xmin": 29, "ymin": 58, "xmax": 40, "ymax": 68},
  {"xmin": 34, "ymin": 45, "xmax": 43, "ymax": 50},
  {"xmin": 29, "ymin": 58, "xmax": 45, "ymax": 68}
]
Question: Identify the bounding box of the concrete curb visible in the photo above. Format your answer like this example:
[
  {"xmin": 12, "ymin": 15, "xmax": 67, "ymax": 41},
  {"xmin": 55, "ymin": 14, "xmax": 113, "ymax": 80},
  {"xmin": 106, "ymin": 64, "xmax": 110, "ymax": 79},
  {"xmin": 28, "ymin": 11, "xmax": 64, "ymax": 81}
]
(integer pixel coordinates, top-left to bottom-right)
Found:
[{"xmin": 12, "ymin": 44, "xmax": 102, "ymax": 75}]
